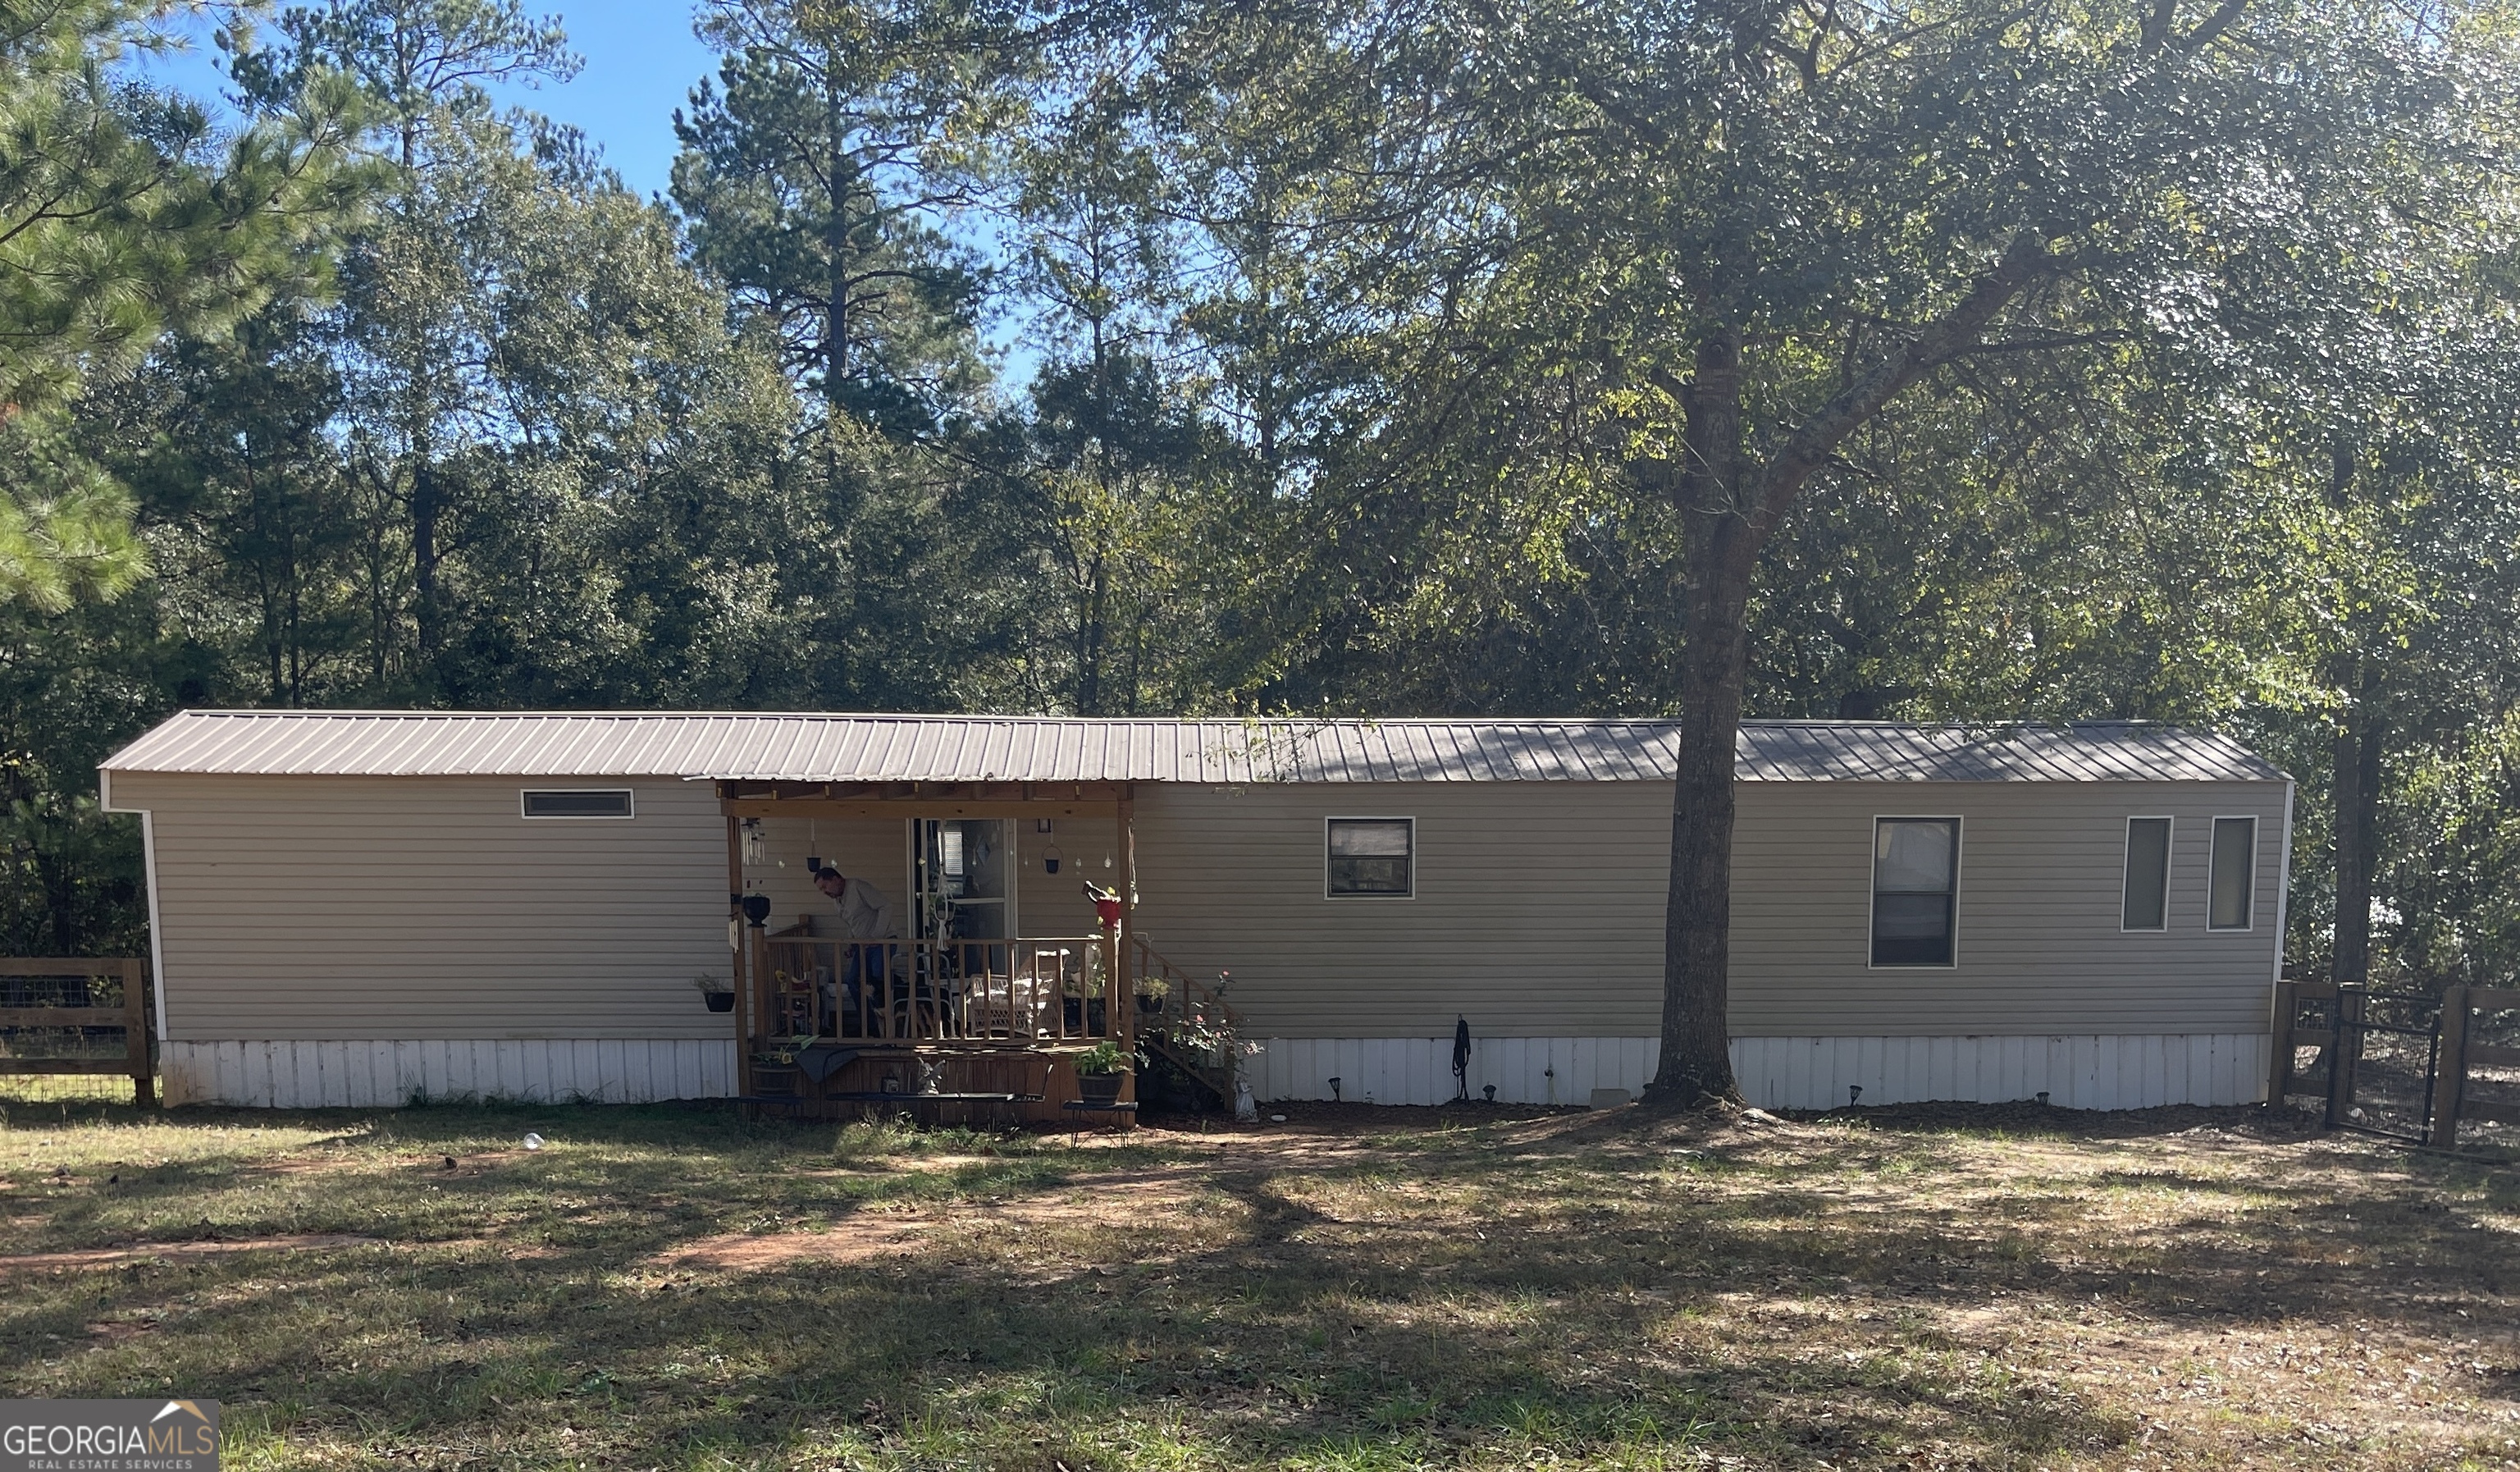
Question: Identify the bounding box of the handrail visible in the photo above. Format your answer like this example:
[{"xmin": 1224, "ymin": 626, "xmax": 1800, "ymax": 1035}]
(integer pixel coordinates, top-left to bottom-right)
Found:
[
  {"xmin": 1134, "ymin": 937, "xmax": 1239, "ymax": 1028},
  {"xmin": 1128, "ymin": 933, "xmax": 1239, "ymax": 1029}
]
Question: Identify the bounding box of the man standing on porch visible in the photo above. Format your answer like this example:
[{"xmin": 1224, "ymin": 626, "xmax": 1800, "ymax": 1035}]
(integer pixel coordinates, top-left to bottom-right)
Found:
[
  {"xmin": 815, "ymin": 866, "xmax": 896, "ymax": 941},
  {"xmin": 815, "ymin": 867, "xmax": 897, "ymax": 1026}
]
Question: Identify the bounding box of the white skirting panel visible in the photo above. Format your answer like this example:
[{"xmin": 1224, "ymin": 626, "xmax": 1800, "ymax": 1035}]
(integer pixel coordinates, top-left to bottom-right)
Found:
[
  {"xmin": 162, "ymin": 1039, "xmax": 739, "ymax": 1108},
  {"xmin": 1729, "ymin": 1033, "xmax": 2269, "ymax": 1111},
  {"xmin": 1247, "ymin": 1033, "xmax": 2270, "ymax": 1111},
  {"xmin": 1246, "ymin": 1036, "xmax": 1659, "ymax": 1108}
]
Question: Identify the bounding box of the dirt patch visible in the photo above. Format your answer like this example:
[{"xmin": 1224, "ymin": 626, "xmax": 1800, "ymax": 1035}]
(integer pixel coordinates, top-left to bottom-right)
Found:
[
  {"xmin": 404, "ymin": 1237, "xmax": 567, "ymax": 1259},
  {"xmin": 657, "ymin": 1221, "xmax": 938, "ymax": 1271},
  {"xmin": 1163, "ymin": 1099, "xmax": 1574, "ymax": 1132},
  {"xmin": 0, "ymin": 1233, "xmax": 381, "ymax": 1273},
  {"xmin": 252, "ymin": 1158, "xmax": 367, "ymax": 1176},
  {"xmin": 653, "ymin": 1177, "xmax": 1211, "ymax": 1274}
]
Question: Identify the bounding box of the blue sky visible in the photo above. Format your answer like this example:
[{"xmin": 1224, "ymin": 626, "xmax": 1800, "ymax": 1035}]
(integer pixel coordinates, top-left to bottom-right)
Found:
[{"xmin": 134, "ymin": 1, "xmax": 721, "ymax": 199}]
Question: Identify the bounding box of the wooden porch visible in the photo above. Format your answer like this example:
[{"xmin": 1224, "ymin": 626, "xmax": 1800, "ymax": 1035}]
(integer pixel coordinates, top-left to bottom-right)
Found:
[{"xmin": 717, "ymin": 779, "xmax": 1238, "ymax": 1124}]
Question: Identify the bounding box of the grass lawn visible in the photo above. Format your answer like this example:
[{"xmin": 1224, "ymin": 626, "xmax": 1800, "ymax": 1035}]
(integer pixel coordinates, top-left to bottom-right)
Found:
[{"xmin": 1, "ymin": 1095, "xmax": 2515, "ymax": 1470}]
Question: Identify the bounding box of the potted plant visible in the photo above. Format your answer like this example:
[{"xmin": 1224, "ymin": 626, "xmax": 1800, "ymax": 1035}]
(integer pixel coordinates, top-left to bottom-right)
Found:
[
  {"xmin": 693, "ymin": 972, "xmax": 736, "ymax": 1013},
  {"xmin": 1133, "ymin": 976, "xmax": 1170, "ymax": 1017},
  {"xmin": 1071, "ymin": 1040, "xmax": 1130, "ymax": 1103}
]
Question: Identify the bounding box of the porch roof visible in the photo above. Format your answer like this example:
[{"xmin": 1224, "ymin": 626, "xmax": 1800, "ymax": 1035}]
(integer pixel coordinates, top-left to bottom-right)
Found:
[{"xmin": 101, "ymin": 711, "xmax": 2284, "ymax": 784}]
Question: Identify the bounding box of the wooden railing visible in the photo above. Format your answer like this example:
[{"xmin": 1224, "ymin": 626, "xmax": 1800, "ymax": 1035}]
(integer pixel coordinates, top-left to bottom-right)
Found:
[
  {"xmin": 759, "ymin": 935, "xmax": 1121, "ymax": 1046},
  {"xmin": 0, "ymin": 958, "xmax": 153, "ymax": 1106}
]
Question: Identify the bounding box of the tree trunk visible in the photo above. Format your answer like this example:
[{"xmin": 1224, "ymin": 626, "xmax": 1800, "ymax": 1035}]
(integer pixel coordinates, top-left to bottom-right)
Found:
[
  {"xmin": 411, "ymin": 451, "xmax": 440, "ymax": 668},
  {"xmin": 2331, "ymin": 697, "xmax": 2383, "ymax": 984},
  {"xmin": 1079, "ymin": 551, "xmax": 1107, "ymax": 715},
  {"xmin": 824, "ymin": 73, "xmax": 851, "ymax": 413},
  {"xmin": 1640, "ymin": 239, "xmax": 2051, "ymax": 1106},
  {"xmin": 1650, "ymin": 329, "xmax": 1750, "ymax": 1105},
  {"xmin": 2323, "ymin": 442, "xmax": 2378, "ymax": 986}
]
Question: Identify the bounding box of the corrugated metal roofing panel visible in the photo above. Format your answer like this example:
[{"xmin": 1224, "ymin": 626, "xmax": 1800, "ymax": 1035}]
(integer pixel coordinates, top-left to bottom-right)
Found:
[
  {"xmin": 1732, "ymin": 721, "xmax": 2284, "ymax": 783},
  {"xmin": 97, "ymin": 711, "xmax": 2286, "ymax": 784}
]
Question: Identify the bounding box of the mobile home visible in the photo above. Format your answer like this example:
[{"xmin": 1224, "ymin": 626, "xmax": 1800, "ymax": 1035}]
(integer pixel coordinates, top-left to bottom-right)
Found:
[{"xmin": 98, "ymin": 711, "xmax": 2291, "ymax": 1112}]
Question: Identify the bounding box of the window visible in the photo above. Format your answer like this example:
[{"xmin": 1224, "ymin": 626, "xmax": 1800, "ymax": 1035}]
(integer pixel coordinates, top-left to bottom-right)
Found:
[
  {"xmin": 1326, "ymin": 818, "xmax": 1413, "ymax": 898},
  {"xmin": 2121, "ymin": 816, "xmax": 2172, "ymax": 930},
  {"xmin": 1871, "ymin": 817, "xmax": 1959, "ymax": 967},
  {"xmin": 520, "ymin": 789, "xmax": 634, "ymax": 819},
  {"xmin": 2208, "ymin": 816, "xmax": 2256, "ymax": 930}
]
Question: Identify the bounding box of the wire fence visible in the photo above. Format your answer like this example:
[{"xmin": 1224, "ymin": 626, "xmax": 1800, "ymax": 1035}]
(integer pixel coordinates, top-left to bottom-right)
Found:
[
  {"xmin": 0, "ymin": 958, "xmax": 155, "ymax": 1107},
  {"xmin": 0, "ymin": 1072, "xmax": 158, "ymax": 1109}
]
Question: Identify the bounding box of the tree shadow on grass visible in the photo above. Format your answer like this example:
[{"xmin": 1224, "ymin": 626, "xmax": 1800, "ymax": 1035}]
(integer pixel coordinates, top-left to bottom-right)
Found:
[{"xmin": 4, "ymin": 1102, "xmax": 2515, "ymax": 1467}]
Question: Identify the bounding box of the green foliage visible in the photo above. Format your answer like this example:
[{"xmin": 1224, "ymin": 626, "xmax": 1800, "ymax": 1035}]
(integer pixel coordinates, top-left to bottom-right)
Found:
[
  {"xmin": 669, "ymin": 0, "xmax": 1021, "ymax": 432},
  {"xmin": 16, "ymin": 0, "xmax": 2520, "ymax": 1008},
  {"xmin": 0, "ymin": 0, "xmax": 364, "ymax": 608},
  {"xmin": 1071, "ymin": 1038, "xmax": 1130, "ymax": 1076}
]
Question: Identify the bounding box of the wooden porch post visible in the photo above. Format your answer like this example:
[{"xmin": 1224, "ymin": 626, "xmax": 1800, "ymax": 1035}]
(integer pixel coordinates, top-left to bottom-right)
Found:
[
  {"xmin": 727, "ymin": 812, "xmax": 751, "ymax": 1098},
  {"xmin": 1116, "ymin": 792, "xmax": 1134, "ymax": 1046}
]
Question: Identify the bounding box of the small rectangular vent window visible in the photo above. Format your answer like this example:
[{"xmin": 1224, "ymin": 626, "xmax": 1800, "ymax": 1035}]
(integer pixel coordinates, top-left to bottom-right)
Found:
[
  {"xmin": 1327, "ymin": 818, "xmax": 1413, "ymax": 898},
  {"xmin": 521, "ymin": 789, "xmax": 634, "ymax": 819}
]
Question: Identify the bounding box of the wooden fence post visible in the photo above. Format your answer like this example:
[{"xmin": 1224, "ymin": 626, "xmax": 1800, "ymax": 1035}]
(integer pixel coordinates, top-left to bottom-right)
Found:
[
  {"xmin": 2267, "ymin": 979, "xmax": 2299, "ymax": 1104},
  {"xmin": 122, "ymin": 958, "xmax": 154, "ymax": 1108},
  {"xmin": 2428, "ymin": 985, "xmax": 2469, "ymax": 1149}
]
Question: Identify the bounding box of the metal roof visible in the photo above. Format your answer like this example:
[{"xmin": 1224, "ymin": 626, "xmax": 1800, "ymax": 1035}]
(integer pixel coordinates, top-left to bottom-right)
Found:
[
  {"xmin": 98, "ymin": 711, "xmax": 2284, "ymax": 784},
  {"xmin": 1734, "ymin": 720, "xmax": 2283, "ymax": 783}
]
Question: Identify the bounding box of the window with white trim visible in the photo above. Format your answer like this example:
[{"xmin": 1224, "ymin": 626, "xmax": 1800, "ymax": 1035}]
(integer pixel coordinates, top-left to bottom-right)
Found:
[
  {"xmin": 1326, "ymin": 818, "xmax": 1413, "ymax": 898},
  {"xmin": 2121, "ymin": 816, "xmax": 2172, "ymax": 930},
  {"xmin": 520, "ymin": 789, "xmax": 634, "ymax": 819},
  {"xmin": 2208, "ymin": 816, "xmax": 2256, "ymax": 930},
  {"xmin": 1871, "ymin": 817, "xmax": 1959, "ymax": 967}
]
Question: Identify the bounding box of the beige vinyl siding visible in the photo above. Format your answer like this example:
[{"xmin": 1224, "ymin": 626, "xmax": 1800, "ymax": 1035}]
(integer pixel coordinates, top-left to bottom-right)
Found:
[
  {"xmin": 1130, "ymin": 778, "xmax": 2287, "ymax": 1041},
  {"xmin": 110, "ymin": 768, "xmax": 2289, "ymax": 1047},
  {"xmin": 1728, "ymin": 780, "xmax": 2289, "ymax": 1036},
  {"xmin": 112, "ymin": 773, "xmax": 733, "ymax": 1041},
  {"xmin": 1128, "ymin": 783, "xmax": 1671, "ymax": 1038}
]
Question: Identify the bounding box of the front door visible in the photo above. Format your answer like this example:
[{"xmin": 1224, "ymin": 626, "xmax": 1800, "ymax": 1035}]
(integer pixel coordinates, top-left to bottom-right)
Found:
[{"xmin": 912, "ymin": 818, "xmax": 1014, "ymax": 941}]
